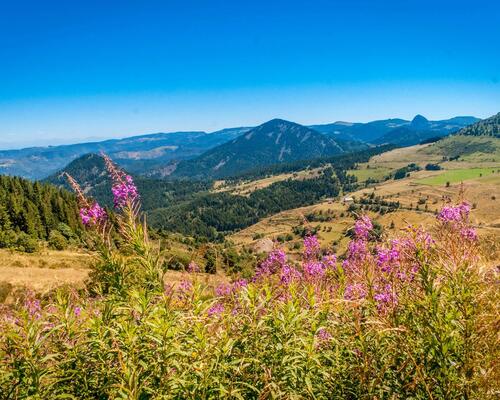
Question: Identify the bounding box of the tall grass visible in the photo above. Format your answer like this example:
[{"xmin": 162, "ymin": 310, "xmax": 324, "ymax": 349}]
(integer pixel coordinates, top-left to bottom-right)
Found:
[{"xmin": 0, "ymin": 157, "xmax": 498, "ymax": 399}]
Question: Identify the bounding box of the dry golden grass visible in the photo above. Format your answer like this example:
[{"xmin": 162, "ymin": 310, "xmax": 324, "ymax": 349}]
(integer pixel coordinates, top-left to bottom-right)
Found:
[{"xmin": 0, "ymin": 247, "xmax": 227, "ymax": 299}]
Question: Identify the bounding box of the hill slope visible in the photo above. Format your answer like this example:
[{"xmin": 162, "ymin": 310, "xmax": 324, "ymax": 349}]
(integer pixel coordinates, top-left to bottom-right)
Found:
[
  {"xmin": 0, "ymin": 128, "xmax": 249, "ymax": 180},
  {"xmin": 0, "ymin": 175, "xmax": 82, "ymax": 248},
  {"xmin": 171, "ymin": 119, "xmax": 347, "ymax": 179},
  {"xmin": 416, "ymin": 112, "xmax": 500, "ymax": 162},
  {"xmin": 456, "ymin": 112, "xmax": 500, "ymax": 137},
  {"xmin": 45, "ymin": 154, "xmax": 212, "ymax": 212}
]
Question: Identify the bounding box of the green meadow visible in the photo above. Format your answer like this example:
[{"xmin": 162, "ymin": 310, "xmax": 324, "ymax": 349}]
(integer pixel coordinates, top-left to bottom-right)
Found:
[{"xmin": 416, "ymin": 167, "xmax": 499, "ymax": 185}]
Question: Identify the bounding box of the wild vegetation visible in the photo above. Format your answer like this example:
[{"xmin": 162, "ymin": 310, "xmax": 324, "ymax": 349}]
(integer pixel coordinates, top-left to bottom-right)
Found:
[
  {"xmin": 1, "ymin": 157, "xmax": 498, "ymax": 399},
  {"xmin": 0, "ymin": 175, "xmax": 83, "ymax": 253}
]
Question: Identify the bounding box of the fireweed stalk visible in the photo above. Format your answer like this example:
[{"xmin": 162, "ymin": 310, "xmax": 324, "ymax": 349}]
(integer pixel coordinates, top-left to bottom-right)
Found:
[
  {"xmin": 0, "ymin": 163, "xmax": 498, "ymax": 399},
  {"xmin": 67, "ymin": 155, "xmax": 164, "ymax": 294}
]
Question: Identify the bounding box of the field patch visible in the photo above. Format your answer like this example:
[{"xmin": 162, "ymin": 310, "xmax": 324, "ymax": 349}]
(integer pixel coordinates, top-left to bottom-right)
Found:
[
  {"xmin": 415, "ymin": 168, "xmax": 498, "ymax": 185},
  {"xmin": 348, "ymin": 166, "xmax": 392, "ymax": 182}
]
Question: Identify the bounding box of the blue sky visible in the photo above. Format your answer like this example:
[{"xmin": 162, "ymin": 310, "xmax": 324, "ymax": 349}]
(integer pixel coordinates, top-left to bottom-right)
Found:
[{"xmin": 0, "ymin": 0, "xmax": 499, "ymax": 148}]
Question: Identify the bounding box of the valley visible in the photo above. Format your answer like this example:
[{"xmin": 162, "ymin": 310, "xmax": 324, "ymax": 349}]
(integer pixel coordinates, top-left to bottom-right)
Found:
[{"xmin": 1, "ymin": 114, "xmax": 499, "ymax": 296}]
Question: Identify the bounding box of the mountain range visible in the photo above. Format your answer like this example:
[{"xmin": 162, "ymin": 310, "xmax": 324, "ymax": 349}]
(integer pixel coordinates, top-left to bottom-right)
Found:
[
  {"xmin": 0, "ymin": 115, "xmax": 480, "ymax": 180},
  {"xmin": 170, "ymin": 119, "xmax": 355, "ymax": 179}
]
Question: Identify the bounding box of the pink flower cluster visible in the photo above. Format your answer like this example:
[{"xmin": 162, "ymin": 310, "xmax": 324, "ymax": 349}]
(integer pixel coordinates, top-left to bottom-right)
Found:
[
  {"xmin": 79, "ymin": 203, "xmax": 107, "ymax": 226},
  {"xmin": 111, "ymin": 175, "xmax": 139, "ymax": 208},
  {"xmin": 187, "ymin": 261, "xmax": 201, "ymax": 273},
  {"xmin": 303, "ymin": 235, "xmax": 320, "ymax": 259},
  {"xmin": 207, "ymin": 302, "xmax": 225, "ymax": 316},
  {"xmin": 255, "ymin": 248, "xmax": 287, "ymax": 280},
  {"xmin": 354, "ymin": 215, "xmax": 373, "ymax": 239},
  {"xmin": 437, "ymin": 202, "xmax": 477, "ymax": 242},
  {"xmin": 437, "ymin": 202, "xmax": 471, "ymax": 223}
]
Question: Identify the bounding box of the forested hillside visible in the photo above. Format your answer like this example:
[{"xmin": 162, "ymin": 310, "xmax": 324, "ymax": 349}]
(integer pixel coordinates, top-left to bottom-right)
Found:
[
  {"xmin": 149, "ymin": 168, "xmax": 345, "ymax": 240},
  {"xmin": 456, "ymin": 112, "xmax": 500, "ymax": 137},
  {"xmin": 171, "ymin": 119, "xmax": 347, "ymax": 179},
  {"xmin": 0, "ymin": 175, "xmax": 82, "ymax": 251},
  {"xmin": 46, "ymin": 153, "xmax": 212, "ymax": 211}
]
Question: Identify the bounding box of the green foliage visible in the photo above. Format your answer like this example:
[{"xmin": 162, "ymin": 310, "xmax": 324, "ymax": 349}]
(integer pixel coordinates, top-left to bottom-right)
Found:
[
  {"xmin": 0, "ymin": 175, "xmax": 83, "ymax": 252},
  {"xmin": 15, "ymin": 232, "xmax": 39, "ymax": 253},
  {"xmin": 149, "ymin": 169, "xmax": 342, "ymax": 241},
  {"xmin": 457, "ymin": 112, "xmax": 500, "ymax": 137},
  {"xmin": 425, "ymin": 163, "xmax": 442, "ymax": 170},
  {"xmin": 394, "ymin": 163, "xmax": 421, "ymax": 180},
  {"xmin": 48, "ymin": 230, "xmax": 68, "ymax": 250}
]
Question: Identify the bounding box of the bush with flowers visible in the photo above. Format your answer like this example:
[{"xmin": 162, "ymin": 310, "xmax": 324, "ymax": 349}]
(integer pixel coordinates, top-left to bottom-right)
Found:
[{"xmin": 0, "ymin": 156, "xmax": 498, "ymax": 399}]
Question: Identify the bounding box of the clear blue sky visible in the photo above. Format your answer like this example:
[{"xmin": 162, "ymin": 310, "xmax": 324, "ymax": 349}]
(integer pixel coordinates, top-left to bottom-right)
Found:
[{"xmin": 0, "ymin": 0, "xmax": 499, "ymax": 148}]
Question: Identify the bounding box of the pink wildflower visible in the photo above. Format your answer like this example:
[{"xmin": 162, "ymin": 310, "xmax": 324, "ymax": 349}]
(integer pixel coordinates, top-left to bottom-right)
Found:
[
  {"xmin": 187, "ymin": 261, "xmax": 201, "ymax": 273},
  {"xmin": 322, "ymin": 253, "xmax": 337, "ymax": 271},
  {"xmin": 303, "ymin": 261, "xmax": 326, "ymax": 278},
  {"xmin": 344, "ymin": 283, "xmax": 367, "ymax": 300},
  {"xmin": 280, "ymin": 265, "xmax": 302, "ymax": 284},
  {"xmin": 207, "ymin": 303, "xmax": 225, "ymax": 316},
  {"xmin": 354, "ymin": 215, "xmax": 373, "ymax": 239},
  {"xmin": 460, "ymin": 227, "xmax": 478, "ymax": 241},
  {"xmin": 303, "ymin": 235, "xmax": 320, "ymax": 259},
  {"xmin": 111, "ymin": 176, "xmax": 139, "ymax": 208},
  {"xmin": 255, "ymin": 248, "xmax": 287, "ymax": 279},
  {"xmin": 374, "ymin": 284, "xmax": 397, "ymax": 312},
  {"xmin": 79, "ymin": 203, "xmax": 107, "ymax": 226}
]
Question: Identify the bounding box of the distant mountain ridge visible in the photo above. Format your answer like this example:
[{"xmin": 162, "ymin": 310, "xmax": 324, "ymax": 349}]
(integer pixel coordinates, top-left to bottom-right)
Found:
[
  {"xmin": 171, "ymin": 119, "xmax": 349, "ymax": 179},
  {"xmin": 315, "ymin": 115, "xmax": 479, "ymax": 145},
  {"xmin": 0, "ymin": 115, "xmax": 479, "ymax": 180},
  {"xmin": 0, "ymin": 127, "xmax": 250, "ymax": 180}
]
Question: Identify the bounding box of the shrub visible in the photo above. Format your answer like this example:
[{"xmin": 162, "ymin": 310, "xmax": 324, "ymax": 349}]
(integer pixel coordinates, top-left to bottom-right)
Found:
[
  {"xmin": 16, "ymin": 232, "xmax": 39, "ymax": 253},
  {"xmin": 425, "ymin": 163, "xmax": 442, "ymax": 171},
  {"xmin": 48, "ymin": 230, "xmax": 68, "ymax": 250}
]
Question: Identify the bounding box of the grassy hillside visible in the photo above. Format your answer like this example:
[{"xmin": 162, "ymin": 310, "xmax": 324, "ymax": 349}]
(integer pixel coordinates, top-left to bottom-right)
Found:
[{"xmin": 419, "ymin": 135, "xmax": 500, "ymax": 162}]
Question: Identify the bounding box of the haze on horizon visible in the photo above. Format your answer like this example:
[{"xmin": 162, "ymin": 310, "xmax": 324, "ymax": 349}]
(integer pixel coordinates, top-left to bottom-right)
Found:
[{"xmin": 1, "ymin": 0, "xmax": 499, "ymax": 149}]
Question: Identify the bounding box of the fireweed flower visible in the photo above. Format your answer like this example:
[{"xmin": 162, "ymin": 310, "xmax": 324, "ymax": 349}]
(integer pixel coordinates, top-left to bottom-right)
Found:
[
  {"xmin": 232, "ymin": 279, "xmax": 248, "ymax": 290},
  {"xmin": 178, "ymin": 280, "xmax": 193, "ymax": 298},
  {"xmin": 24, "ymin": 296, "xmax": 41, "ymax": 319},
  {"xmin": 377, "ymin": 246, "xmax": 400, "ymax": 273},
  {"xmin": 65, "ymin": 172, "xmax": 107, "ymax": 227},
  {"xmin": 254, "ymin": 248, "xmax": 287, "ymax": 280},
  {"xmin": 354, "ymin": 215, "xmax": 373, "ymax": 240},
  {"xmin": 374, "ymin": 284, "xmax": 397, "ymax": 312},
  {"xmin": 437, "ymin": 202, "xmax": 471, "ymax": 224},
  {"xmin": 303, "ymin": 235, "xmax": 320, "ymax": 259},
  {"xmin": 74, "ymin": 306, "xmax": 82, "ymax": 318},
  {"xmin": 215, "ymin": 283, "xmax": 232, "ymax": 297},
  {"xmin": 303, "ymin": 261, "xmax": 326, "ymax": 278},
  {"xmin": 342, "ymin": 239, "xmax": 369, "ymax": 273},
  {"xmin": 460, "ymin": 227, "xmax": 478, "ymax": 241},
  {"xmin": 344, "ymin": 283, "xmax": 367, "ymax": 300},
  {"xmin": 102, "ymin": 153, "xmax": 139, "ymax": 208},
  {"xmin": 79, "ymin": 203, "xmax": 107, "ymax": 226},
  {"xmin": 315, "ymin": 328, "xmax": 332, "ymax": 348},
  {"xmin": 280, "ymin": 264, "xmax": 302, "ymax": 285},
  {"xmin": 111, "ymin": 175, "xmax": 139, "ymax": 209},
  {"xmin": 187, "ymin": 261, "xmax": 201, "ymax": 273},
  {"xmin": 207, "ymin": 302, "xmax": 225, "ymax": 316},
  {"xmin": 322, "ymin": 254, "xmax": 337, "ymax": 270}
]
